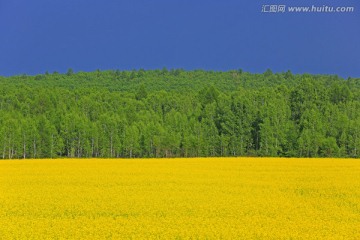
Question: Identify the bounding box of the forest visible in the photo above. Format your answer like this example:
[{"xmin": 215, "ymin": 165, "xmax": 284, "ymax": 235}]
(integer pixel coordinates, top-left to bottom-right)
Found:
[{"xmin": 0, "ymin": 68, "xmax": 359, "ymax": 159}]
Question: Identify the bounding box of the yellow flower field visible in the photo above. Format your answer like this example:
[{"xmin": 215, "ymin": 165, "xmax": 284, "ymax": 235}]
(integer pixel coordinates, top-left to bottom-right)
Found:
[{"xmin": 1, "ymin": 158, "xmax": 360, "ymax": 239}]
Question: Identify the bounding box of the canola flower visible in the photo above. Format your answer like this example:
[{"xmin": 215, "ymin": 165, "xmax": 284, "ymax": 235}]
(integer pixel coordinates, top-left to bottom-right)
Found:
[{"xmin": 0, "ymin": 157, "xmax": 360, "ymax": 239}]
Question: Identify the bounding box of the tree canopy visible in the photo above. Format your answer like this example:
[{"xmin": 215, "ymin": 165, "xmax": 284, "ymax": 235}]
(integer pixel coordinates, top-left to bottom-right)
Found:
[{"xmin": 0, "ymin": 69, "xmax": 359, "ymax": 159}]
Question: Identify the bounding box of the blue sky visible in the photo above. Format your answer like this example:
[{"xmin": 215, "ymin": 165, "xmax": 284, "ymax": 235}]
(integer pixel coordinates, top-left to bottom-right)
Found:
[{"xmin": 0, "ymin": 0, "xmax": 359, "ymax": 77}]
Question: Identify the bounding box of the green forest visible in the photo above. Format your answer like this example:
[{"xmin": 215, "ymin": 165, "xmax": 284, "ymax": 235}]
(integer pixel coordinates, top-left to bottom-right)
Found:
[{"xmin": 0, "ymin": 69, "xmax": 359, "ymax": 159}]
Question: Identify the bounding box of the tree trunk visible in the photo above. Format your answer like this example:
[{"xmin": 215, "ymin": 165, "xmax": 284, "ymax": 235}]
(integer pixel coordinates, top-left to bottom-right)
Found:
[{"xmin": 33, "ymin": 138, "xmax": 37, "ymax": 158}]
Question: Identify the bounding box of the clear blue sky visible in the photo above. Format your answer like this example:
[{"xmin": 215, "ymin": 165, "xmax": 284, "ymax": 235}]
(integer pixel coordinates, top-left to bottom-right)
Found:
[{"xmin": 1, "ymin": 0, "xmax": 359, "ymax": 77}]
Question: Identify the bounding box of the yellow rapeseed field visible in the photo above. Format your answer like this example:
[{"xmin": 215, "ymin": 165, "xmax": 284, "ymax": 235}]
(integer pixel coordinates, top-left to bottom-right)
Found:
[{"xmin": 1, "ymin": 157, "xmax": 360, "ymax": 239}]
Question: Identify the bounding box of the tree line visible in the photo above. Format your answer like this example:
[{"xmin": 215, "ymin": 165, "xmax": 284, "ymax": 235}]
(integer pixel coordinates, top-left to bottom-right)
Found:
[{"xmin": 0, "ymin": 69, "xmax": 359, "ymax": 159}]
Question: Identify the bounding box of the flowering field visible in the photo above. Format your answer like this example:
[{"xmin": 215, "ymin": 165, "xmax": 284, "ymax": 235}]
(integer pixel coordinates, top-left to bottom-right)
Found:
[{"xmin": 1, "ymin": 158, "xmax": 360, "ymax": 239}]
